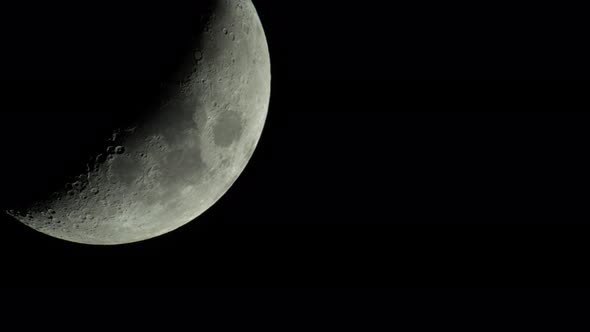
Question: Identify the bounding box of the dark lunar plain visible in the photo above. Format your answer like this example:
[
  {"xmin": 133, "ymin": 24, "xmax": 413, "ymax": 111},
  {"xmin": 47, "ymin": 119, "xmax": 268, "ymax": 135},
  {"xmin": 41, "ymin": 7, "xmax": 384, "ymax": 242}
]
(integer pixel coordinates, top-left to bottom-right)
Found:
[{"xmin": 1, "ymin": 0, "xmax": 590, "ymax": 292}]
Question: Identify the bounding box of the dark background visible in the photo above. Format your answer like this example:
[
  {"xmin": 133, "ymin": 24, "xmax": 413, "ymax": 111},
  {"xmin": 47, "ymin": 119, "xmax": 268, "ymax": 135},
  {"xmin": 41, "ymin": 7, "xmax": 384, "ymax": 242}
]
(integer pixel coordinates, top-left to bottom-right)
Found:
[{"xmin": 1, "ymin": 1, "xmax": 589, "ymax": 289}]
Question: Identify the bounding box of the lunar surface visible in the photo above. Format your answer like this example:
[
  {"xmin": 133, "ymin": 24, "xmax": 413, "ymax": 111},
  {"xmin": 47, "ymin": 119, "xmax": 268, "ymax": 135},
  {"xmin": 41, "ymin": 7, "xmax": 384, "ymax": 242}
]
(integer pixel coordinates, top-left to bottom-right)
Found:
[{"xmin": 3, "ymin": 0, "xmax": 270, "ymax": 244}]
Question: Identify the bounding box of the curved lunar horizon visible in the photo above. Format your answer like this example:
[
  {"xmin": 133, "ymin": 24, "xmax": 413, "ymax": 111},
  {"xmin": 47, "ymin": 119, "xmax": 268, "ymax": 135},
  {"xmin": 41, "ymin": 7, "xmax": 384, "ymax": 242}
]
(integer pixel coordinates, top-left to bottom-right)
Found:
[{"xmin": 5, "ymin": 0, "xmax": 271, "ymax": 245}]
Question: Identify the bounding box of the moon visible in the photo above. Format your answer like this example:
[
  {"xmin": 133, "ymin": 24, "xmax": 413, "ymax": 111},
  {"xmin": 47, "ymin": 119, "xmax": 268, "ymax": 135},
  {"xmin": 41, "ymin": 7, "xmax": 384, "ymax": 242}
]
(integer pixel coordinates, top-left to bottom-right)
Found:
[{"xmin": 3, "ymin": 0, "xmax": 270, "ymax": 245}]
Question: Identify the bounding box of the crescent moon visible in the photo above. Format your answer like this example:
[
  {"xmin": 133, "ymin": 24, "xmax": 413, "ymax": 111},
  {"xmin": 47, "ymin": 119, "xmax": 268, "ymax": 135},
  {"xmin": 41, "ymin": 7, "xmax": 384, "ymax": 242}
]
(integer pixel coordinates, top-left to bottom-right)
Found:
[{"xmin": 6, "ymin": 0, "xmax": 271, "ymax": 245}]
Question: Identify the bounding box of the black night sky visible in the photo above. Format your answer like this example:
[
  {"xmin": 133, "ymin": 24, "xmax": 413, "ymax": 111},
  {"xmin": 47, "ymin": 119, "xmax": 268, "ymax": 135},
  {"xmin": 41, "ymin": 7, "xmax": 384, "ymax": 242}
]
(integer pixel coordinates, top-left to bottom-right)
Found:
[{"xmin": 1, "ymin": 1, "xmax": 589, "ymax": 291}]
